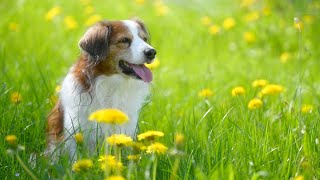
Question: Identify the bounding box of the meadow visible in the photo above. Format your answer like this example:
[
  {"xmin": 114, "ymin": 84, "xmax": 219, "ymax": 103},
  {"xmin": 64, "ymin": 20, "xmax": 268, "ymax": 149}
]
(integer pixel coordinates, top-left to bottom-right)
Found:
[{"xmin": 1, "ymin": 0, "xmax": 320, "ymax": 179}]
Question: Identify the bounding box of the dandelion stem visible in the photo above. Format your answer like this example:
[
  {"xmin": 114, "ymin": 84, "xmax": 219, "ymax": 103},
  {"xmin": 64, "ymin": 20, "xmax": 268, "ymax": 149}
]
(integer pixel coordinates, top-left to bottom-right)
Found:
[
  {"xmin": 152, "ymin": 155, "xmax": 158, "ymax": 180},
  {"xmin": 16, "ymin": 154, "xmax": 38, "ymax": 180},
  {"xmin": 170, "ymin": 157, "xmax": 180, "ymax": 180}
]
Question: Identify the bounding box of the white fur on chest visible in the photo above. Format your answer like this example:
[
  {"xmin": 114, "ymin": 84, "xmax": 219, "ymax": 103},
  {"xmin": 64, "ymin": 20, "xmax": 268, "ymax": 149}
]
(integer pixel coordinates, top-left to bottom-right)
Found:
[{"xmin": 60, "ymin": 70, "xmax": 149, "ymax": 143}]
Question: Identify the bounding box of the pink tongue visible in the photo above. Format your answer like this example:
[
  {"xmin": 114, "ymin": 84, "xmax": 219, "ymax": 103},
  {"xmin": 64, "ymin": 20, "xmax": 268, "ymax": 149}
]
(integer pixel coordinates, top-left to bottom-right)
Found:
[{"xmin": 129, "ymin": 64, "xmax": 153, "ymax": 82}]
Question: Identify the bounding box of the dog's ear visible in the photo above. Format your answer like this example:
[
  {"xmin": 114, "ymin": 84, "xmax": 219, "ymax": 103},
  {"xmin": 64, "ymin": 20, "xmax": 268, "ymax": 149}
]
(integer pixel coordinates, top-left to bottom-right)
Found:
[
  {"xmin": 79, "ymin": 22, "xmax": 111, "ymax": 61},
  {"xmin": 132, "ymin": 18, "xmax": 149, "ymax": 37}
]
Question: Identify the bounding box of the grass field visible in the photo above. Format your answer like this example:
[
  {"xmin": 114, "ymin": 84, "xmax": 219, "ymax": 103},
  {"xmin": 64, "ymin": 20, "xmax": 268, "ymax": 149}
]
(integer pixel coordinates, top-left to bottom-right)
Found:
[{"xmin": 1, "ymin": 0, "xmax": 320, "ymax": 179}]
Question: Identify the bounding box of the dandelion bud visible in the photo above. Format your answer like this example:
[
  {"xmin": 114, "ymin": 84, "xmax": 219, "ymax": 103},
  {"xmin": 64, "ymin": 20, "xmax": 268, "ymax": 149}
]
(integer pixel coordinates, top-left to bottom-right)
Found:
[
  {"xmin": 5, "ymin": 135, "xmax": 17, "ymax": 148},
  {"xmin": 74, "ymin": 133, "xmax": 84, "ymax": 145}
]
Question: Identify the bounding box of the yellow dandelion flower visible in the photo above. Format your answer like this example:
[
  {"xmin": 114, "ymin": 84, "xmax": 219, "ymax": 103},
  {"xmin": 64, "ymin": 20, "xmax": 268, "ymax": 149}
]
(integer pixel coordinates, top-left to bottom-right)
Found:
[
  {"xmin": 198, "ymin": 88, "xmax": 213, "ymax": 98},
  {"xmin": 84, "ymin": 5, "xmax": 94, "ymax": 15},
  {"xmin": 105, "ymin": 176, "xmax": 126, "ymax": 180},
  {"xmin": 244, "ymin": 11, "xmax": 259, "ymax": 22},
  {"xmin": 55, "ymin": 85, "xmax": 61, "ymax": 93},
  {"xmin": 99, "ymin": 155, "xmax": 123, "ymax": 171},
  {"xmin": 294, "ymin": 175, "xmax": 304, "ymax": 180},
  {"xmin": 85, "ymin": 14, "xmax": 102, "ymax": 26},
  {"xmin": 262, "ymin": 6, "xmax": 271, "ymax": 16},
  {"xmin": 252, "ymin": 79, "xmax": 268, "ymax": 88},
  {"xmin": 175, "ymin": 133, "xmax": 185, "ymax": 145},
  {"xmin": 5, "ymin": 135, "xmax": 17, "ymax": 146},
  {"xmin": 243, "ymin": 32, "xmax": 256, "ymax": 43},
  {"xmin": 107, "ymin": 134, "xmax": 133, "ymax": 146},
  {"xmin": 80, "ymin": 0, "xmax": 91, "ymax": 6},
  {"xmin": 127, "ymin": 154, "xmax": 140, "ymax": 161},
  {"xmin": 138, "ymin": 130, "xmax": 164, "ymax": 141},
  {"xmin": 89, "ymin": 109, "xmax": 129, "ymax": 124},
  {"xmin": 146, "ymin": 142, "xmax": 168, "ymax": 154},
  {"xmin": 223, "ymin": 17, "xmax": 235, "ymax": 30},
  {"xmin": 145, "ymin": 58, "xmax": 160, "ymax": 70},
  {"xmin": 301, "ymin": 104, "xmax": 313, "ymax": 113},
  {"xmin": 303, "ymin": 15, "xmax": 314, "ymax": 24},
  {"xmin": 64, "ymin": 16, "xmax": 78, "ymax": 30},
  {"xmin": 231, "ymin": 86, "xmax": 246, "ymax": 97},
  {"xmin": 72, "ymin": 159, "xmax": 93, "ymax": 172},
  {"xmin": 261, "ymin": 84, "xmax": 284, "ymax": 96},
  {"xmin": 241, "ymin": 0, "xmax": 255, "ymax": 8},
  {"xmin": 10, "ymin": 92, "xmax": 22, "ymax": 104},
  {"xmin": 201, "ymin": 16, "xmax": 211, "ymax": 26},
  {"xmin": 209, "ymin": 25, "xmax": 220, "ymax": 35},
  {"xmin": 74, "ymin": 133, "xmax": 84, "ymax": 144},
  {"xmin": 45, "ymin": 6, "xmax": 61, "ymax": 21},
  {"xmin": 8, "ymin": 22, "xmax": 19, "ymax": 32},
  {"xmin": 154, "ymin": 1, "xmax": 169, "ymax": 16},
  {"xmin": 129, "ymin": 141, "xmax": 147, "ymax": 151},
  {"xmin": 280, "ymin": 52, "xmax": 291, "ymax": 63},
  {"xmin": 135, "ymin": 0, "xmax": 145, "ymax": 5},
  {"xmin": 293, "ymin": 17, "xmax": 303, "ymax": 31},
  {"xmin": 248, "ymin": 98, "xmax": 263, "ymax": 110}
]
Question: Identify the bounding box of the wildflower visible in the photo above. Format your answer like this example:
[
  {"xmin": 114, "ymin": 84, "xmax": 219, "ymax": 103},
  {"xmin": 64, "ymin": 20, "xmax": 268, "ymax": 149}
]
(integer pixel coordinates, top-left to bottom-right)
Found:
[
  {"xmin": 129, "ymin": 141, "xmax": 147, "ymax": 151},
  {"xmin": 127, "ymin": 154, "xmax": 140, "ymax": 161},
  {"xmin": 105, "ymin": 176, "xmax": 126, "ymax": 180},
  {"xmin": 252, "ymin": 79, "xmax": 268, "ymax": 88},
  {"xmin": 107, "ymin": 134, "xmax": 133, "ymax": 146},
  {"xmin": 55, "ymin": 85, "xmax": 61, "ymax": 93},
  {"xmin": 145, "ymin": 58, "xmax": 160, "ymax": 70},
  {"xmin": 10, "ymin": 92, "xmax": 22, "ymax": 104},
  {"xmin": 89, "ymin": 109, "xmax": 129, "ymax": 124},
  {"xmin": 303, "ymin": 15, "xmax": 314, "ymax": 24},
  {"xmin": 85, "ymin": 14, "xmax": 102, "ymax": 26},
  {"xmin": 135, "ymin": 0, "xmax": 145, "ymax": 5},
  {"xmin": 241, "ymin": 0, "xmax": 255, "ymax": 8},
  {"xmin": 294, "ymin": 17, "xmax": 303, "ymax": 31},
  {"xmin": 74, "ymin": 133, "xmax": 84, "ymax": 144},
  {"xmin": 280, "ymin": 52, "xmax": 290, "ymax": 63},
  {"xmin": 72, "ymin": 159, "xmax": 93, "ymax": 172},
  {"xmin": 223, "ymin": 17, "xmax": 235, "ymax": 30},
  {"xmin": 209, "ymin": 25, "xmax": 220, "ymax": 35},
  {"xmin": 154, "ymin": 1, "xmax": 169, "ymax": 16},
  {"xmin": 294, "ymin": 175, "xmax": 304, "ymax": 180},
  {"xmin": 5, "ymin": 135, "xmax": 17, "ymax": 147},
  {"xmin": 260, "ymin": 84, "xmax": 284, "ymax": 96},
  {"xmin": 64, "ymin": 16, "xmax": 78, "ymax": 30},
  {"xmin": 262, "ymin": 7, "xmax": 271, "ymax": 16},
  {"xmin": 243, "ymin": 32, "xmax": 256, "ymax": 43},
  {"xmin": 138, "ymin": 130, "xmax": 164, "ymax": 141},
  {"xmin": 146, "ymin": 142, "xmax": 168, "ymax": 154},
  {"xmin": 231, "ymin": 86, "xmax": 246, "ymax": 96},
  {"xmin": 198, "ymin": 88, "xmax": 213, "ymax": 98},
  {"xmin": 244, "ymin": 11, "xmax": 259, "ymax": 22},
  {"xmin": 175, "ymin": 133, "xmax": 185, "ymax": 145},
  {"xmin": 99, "ymin": 155, "xmax": 123, "ymax": 171},
  {"xmin": 248, "ymin": 98, "xmax": 262, "ymax": 110},
  {"xmin": 8, "ymin": 22, "xmax": 19, "ymax": 32},
  {"xmin": 45, "ymin": 6, "xmax": 61, "ymax": 21},
  {"xmin": 84, "ymin": 5, "xmax": 94, "ymax": 15},
  {"xmin": 301, "ymin": 104, "xmax": 313, "ymax": 113},
  {"xmin": 201, "ymin": 16, "xmax": 211, "ymax": 26}
]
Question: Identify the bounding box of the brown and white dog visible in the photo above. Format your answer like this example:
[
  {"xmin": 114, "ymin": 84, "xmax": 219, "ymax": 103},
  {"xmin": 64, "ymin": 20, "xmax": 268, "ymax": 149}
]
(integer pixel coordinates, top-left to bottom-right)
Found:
[{"xmin": 46, "ymin": 19, "xmax": 156, "ymax": 157}]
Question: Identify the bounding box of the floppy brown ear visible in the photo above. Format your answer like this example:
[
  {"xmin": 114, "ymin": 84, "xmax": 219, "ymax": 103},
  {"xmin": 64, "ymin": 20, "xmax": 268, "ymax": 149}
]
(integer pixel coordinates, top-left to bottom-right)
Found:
[{"xmin": 79, "ymin": 22, "xmax": 111, "ymax": 61}]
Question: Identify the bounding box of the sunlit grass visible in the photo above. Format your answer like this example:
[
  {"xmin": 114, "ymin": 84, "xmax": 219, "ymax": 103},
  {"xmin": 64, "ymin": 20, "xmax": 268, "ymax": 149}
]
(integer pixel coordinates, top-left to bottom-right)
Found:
[{"xmin": 1, "ymin": 0, "xmax": 320, "ymax": 179}]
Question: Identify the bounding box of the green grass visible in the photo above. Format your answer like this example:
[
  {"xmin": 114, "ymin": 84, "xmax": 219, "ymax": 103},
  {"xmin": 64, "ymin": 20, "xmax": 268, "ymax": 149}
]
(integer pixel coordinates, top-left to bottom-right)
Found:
[{"xmin": 1, "ymin": 0, "xmax": 320, "ymax": 179}]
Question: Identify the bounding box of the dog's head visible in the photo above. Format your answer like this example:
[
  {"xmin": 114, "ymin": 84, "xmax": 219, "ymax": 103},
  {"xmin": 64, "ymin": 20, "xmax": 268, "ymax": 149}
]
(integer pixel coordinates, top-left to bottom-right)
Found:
[{"xmin": 79, "ymin": 19, "xmax": 156, "ymax": 82}]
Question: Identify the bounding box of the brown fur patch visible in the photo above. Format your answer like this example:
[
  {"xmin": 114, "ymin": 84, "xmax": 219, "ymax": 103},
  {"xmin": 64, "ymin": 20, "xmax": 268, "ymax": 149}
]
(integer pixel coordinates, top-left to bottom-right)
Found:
[{"xmin": 47, "ymin": 100, "xmax": 64, "ymax": 144}]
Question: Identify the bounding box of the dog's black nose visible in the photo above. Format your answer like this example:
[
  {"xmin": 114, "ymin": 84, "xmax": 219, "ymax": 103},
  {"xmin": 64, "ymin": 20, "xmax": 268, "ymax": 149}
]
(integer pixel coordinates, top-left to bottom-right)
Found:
[{"xmin": 144, "ymin": 48, "xmax": 157, "ymax": 60}]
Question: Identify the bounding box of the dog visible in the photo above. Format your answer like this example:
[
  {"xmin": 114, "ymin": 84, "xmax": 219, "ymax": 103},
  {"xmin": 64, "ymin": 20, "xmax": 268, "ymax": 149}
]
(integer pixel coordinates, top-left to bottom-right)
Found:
[{"xmin": 45, "ymin": 19, "xmax": 156, "ymax": 157}]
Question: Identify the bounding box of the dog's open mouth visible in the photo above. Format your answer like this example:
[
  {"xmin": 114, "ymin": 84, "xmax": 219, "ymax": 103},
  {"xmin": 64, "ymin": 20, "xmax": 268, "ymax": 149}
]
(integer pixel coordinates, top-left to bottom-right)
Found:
[{"xmin": 119, "ymin": 60, "xmax": 153, "ymax": 82}]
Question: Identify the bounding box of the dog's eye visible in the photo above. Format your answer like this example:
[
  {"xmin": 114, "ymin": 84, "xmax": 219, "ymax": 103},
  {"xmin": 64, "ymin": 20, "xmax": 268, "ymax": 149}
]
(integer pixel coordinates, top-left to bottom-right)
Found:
[
  {"xmin": 142, "ymin": 37, "xmax": 148, "ymax": 42},
  {"xmin": 118, "ymin": 37, "xmax": 131, "ymax": 45}
]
